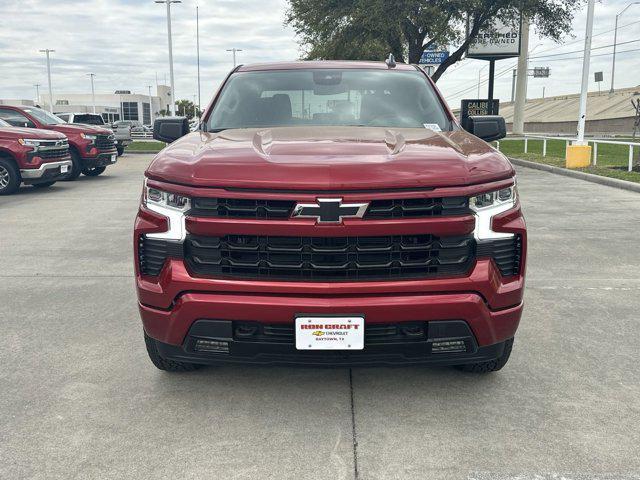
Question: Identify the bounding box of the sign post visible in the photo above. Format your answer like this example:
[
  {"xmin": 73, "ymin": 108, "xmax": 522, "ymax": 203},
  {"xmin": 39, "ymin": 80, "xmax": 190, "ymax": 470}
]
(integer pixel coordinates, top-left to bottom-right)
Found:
[{"xmin": 594, "ymin": 71, "xmax": 603, "ymax": 94}]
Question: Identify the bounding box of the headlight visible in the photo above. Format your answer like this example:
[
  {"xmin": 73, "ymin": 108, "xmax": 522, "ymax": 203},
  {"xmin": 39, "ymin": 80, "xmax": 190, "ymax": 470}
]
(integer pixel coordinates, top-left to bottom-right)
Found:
[
  {"xmin": 18, "ymin": 138, "xmax": 43, "ymax": 148},
  {"xmin": 470, "ymin": 185, "xmax": 517, "ymax": 240},
  {"xmin": 80, "ymin": 133, "xmax": 97, "ymax": 141},
  {"xmin": 143, "ymin": 179, "xmax": 191, "ymax": 240}
]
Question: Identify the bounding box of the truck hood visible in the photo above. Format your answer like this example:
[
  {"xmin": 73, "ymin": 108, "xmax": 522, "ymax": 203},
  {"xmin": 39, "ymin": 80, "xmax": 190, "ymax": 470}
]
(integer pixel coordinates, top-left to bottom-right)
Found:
[
  {"xmin": 147, "ymin": 126, "xmax": 514, "ymax": 190},
  {"xmin": 46, "ymin": 124, "xmax": 113, "ymax": 136},
  {"xmin": 0, "ymin": 126, "xmax": 67, "ymax": 140}
]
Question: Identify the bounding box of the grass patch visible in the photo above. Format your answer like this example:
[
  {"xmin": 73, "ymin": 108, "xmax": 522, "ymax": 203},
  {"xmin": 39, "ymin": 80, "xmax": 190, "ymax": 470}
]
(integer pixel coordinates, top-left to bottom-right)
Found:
[
  {"xmin": 127, "ymin": 141, "xmax": 165, "ymax": 153},
  {"xmin": 497, "ymin": 139, "xmax": 640, "ymax": 184}
]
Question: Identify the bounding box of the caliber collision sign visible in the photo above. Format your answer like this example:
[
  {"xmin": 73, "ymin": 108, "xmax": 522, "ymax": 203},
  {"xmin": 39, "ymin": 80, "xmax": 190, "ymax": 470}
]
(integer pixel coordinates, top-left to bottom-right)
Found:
[
  {"xmin": 467, "ymin": 19, "xmax": 522, "ymax": 59},
  {"xmin": 460, "ymin": 99, "xmax": 500, "ymax": 130}
]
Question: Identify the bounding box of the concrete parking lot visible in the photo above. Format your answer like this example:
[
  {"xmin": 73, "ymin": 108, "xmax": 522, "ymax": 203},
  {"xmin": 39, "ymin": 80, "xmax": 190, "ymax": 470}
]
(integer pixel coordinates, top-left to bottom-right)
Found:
[{"xmin": 1, "ymin": 154, "xmax": 639, "ymax": 480}]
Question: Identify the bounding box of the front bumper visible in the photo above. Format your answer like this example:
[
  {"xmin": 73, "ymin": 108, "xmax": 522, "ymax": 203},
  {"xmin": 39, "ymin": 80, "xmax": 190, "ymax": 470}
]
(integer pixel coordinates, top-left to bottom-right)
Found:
[
  {"xmin": 140, "ymin": 281, "xmax": 522, "ymax": 343},
  {"xmin": 20, "ymin": 159, "xmax": 72, "ymax": 183},
  {"xmin": 153, "ymin": 317, "xmax": 514, "ymax": 367},
  {"xmin": 82, "ymin": 152, "xmax": 118, "ymax": 168}
]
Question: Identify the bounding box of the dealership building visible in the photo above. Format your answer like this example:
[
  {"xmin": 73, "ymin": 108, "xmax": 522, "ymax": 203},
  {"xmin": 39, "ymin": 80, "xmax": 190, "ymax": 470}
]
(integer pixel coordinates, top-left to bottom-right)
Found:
[{"xmin": 32, "ymin": 85, "xmax": 172, "ymax": 124}]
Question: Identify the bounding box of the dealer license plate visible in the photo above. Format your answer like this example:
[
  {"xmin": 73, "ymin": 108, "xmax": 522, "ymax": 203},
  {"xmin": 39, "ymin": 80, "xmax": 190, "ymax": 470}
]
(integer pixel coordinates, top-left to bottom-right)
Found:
[
  {"xmin": 60, "ymin": 165, "xmax": 69, "ymax": 173},
  {"xmin": 295, "ymin": 316, "xmax": 364, "ymax": 350},
  {"xmin": 111, "ymin": 154, "xmax": 117, "ymax": 163}
]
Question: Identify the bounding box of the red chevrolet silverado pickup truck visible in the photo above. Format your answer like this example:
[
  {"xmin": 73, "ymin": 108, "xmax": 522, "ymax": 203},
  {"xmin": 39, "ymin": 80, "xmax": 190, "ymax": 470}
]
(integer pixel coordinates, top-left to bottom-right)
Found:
[
  {"xmin": 0, "ymin": 118, "xmax": 72, "ymax": 195},
  {"xmin": 135, "ymin": 61, "xmax": 527, "ymax": 373},
  {"xmin": 0, "ymin": 105, "xmax": 118, "ymax": 180}
]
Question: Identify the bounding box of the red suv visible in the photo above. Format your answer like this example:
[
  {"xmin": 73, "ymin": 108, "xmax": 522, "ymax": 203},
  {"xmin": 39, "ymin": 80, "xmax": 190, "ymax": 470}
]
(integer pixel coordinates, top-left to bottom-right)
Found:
[
  {"xmin": 0, "ymin": 106, "xmax": 118, "ymax": 180},
  {"xmin": 135, "ymin": 61, "xmax": 526, "ymax": 373},
  {"xmin": 0, "ymin": 118, "xmax": 72, "ymax": 194}
]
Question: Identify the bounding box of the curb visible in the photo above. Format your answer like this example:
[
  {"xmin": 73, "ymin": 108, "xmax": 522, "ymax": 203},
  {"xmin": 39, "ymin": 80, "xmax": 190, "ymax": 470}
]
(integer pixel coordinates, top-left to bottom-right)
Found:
[{"xmin": 509, "ymin": 157, "xmax": 640, "ymax": 194}]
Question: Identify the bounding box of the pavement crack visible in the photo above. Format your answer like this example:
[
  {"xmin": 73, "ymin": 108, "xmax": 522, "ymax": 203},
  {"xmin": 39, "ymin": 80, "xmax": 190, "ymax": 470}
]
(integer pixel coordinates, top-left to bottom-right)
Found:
[{"xmin": 349, "ymin": 368, "xmax": 360, "ymax": 480}]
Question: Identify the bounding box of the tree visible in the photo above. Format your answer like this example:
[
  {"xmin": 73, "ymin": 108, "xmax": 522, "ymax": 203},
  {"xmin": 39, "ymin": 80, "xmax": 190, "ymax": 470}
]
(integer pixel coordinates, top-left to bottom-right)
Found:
[
  {"xmin": 286, "ymin": 0, "xmax": 583, "ymax": 82},
  {"xmin": 174, "ymin": 99, "xmax": 202, "ymax": 120}
]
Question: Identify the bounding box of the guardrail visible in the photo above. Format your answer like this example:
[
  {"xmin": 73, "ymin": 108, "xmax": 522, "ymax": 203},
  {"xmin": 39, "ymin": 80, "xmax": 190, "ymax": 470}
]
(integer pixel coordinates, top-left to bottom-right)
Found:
[
  {"xmin": 496, "ymin": 135, "xmax": 640, "ymax": 172},
  {"xmin": 131, "ymin": 131, "xmax": 154, "ymax": 139}
]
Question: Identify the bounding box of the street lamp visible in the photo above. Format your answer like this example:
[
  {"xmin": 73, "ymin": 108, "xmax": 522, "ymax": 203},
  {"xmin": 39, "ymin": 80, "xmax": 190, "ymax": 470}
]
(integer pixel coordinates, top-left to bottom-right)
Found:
[
  {"xmin": 196, "ymin": 5, "xmax": 201, "ymax": 113},
  {"xmin": 148, "ymin": 85, "xmax": 154, "ymax": 125},
  {"xmin": 477, "ymin": 63, "xmax": 488, "ymax": 98},
  {"xmin": 610, "ymin": 2, "xmax": 640, "ymax": 93},
  {"xmin": 87, "ymin": 73, "xmax": 96, "ymax": 113},
  {"xmin": 39, "ymin": 49, "xmax": 55, "ymax": 112},
  {"xmin": 155, "ymin": 0, "xmax": 181, "ymax": 115},
  {"xmin": 33, "ymin": 84, "xmax": 41, "ymax": 105},
  {"xmin": 226, "ymin": 48, "xmax": 243, "ymax": 68}
]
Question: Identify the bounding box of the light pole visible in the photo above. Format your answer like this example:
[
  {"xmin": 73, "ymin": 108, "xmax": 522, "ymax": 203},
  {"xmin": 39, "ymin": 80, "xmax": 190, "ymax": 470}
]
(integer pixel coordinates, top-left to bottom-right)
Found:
[
  {"xmin": 39, "ymin": 49, "xmax": 55, "ymax": 112},
  {"xmin": 87, "ymin": 73, "xmax": 96, "ymax": 113},
  {"xmin": 155, "ymin": 0, "xmax": 181, "ymax": 115},
  {"xmin": 196, "ymin": 5, "xmax": 201, "ymax": 112},
  {"xmin": 477, "ymin": 63, "xmax": 488, "ymax": 98},
  {"xmin": 610, "ymin": 2, "xmax": 640, "ymax": 93},
  {"xmin": 226, "ymin": 48, "xmax": 243, "ymax": 68},
  {"xmin": 33, "ymin": 84, "xmax": 41, "ymax": 104},
  {"xmin": 513, "ymin": 20, "xmax": 530, "ymax": 135},
  {"xmin": 576, "ymin": 0, "xmax": 596, "ymax": 144},
  {"xmin": 148, "ymin": 85, "xmax": 154, "ymax": 124}
]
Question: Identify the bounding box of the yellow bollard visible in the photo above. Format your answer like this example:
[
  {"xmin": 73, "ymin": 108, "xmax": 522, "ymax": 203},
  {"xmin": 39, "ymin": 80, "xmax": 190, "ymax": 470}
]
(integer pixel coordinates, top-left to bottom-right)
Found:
[{"xmin": 565, "ymin": 144, "xmax": 592, "ymax": 169}]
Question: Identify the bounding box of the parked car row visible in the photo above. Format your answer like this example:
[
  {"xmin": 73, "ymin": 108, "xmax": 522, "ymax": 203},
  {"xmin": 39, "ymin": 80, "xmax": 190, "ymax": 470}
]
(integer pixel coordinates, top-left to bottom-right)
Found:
[
  {"xmin": 0, "ymin": 105, "xmax": 119, "ymax": 195},
  {"xmin": 55, "ymin": 112, "xmax": 132, "ymax": 156}
]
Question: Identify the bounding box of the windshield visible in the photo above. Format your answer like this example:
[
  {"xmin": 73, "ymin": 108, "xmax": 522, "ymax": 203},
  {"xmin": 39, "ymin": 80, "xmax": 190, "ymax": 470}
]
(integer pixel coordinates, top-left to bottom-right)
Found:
[
  {"xmin": 74, "ymin": 114, "xmax": 105, "ymax": 125},
  {"xmin": 206, "ymin": 69, "xmax": 451, "ymax": 131},
  {"xmin": 24, "ymin": 107, "xmax": 65, "ymax": 125},
  {"xmin": 0, "ymin": 118, "xmax": 10, "ymax": 127}
]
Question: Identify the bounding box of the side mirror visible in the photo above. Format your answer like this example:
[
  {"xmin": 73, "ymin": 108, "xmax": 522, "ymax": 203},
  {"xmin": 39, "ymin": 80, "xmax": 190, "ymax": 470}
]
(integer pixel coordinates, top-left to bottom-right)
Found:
[
  {"xmin": 153, "ymin": 117, "xmax": 189, "ymax": 143},
  {"xmin": 466, "ymin": 115, "xmax": 506, "ymax": 142}
]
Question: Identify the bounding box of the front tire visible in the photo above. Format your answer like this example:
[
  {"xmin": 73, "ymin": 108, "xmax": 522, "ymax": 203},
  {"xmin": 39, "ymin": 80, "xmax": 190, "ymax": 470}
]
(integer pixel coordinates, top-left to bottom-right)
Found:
[
  {"xmin": 144, "ymin": 332, "xmax": 202, "ymax": 372},
  {"xmin": 82, "ymin": 166, "xmax": 106, "ymax": 177},
  {"xmin": 0, "ymin": 158, "xmax": 21, "ymax": 195},
  {"xmin": 63, "ymin": 149, "xmax": 83, "ymax": 181},
  {"xmin": 117, "ymin": 145, "xmax": 125, "ymax": 156},
  {"xmin": 455, "ymin": 338, "xmax": 514, "ymax": 373}
]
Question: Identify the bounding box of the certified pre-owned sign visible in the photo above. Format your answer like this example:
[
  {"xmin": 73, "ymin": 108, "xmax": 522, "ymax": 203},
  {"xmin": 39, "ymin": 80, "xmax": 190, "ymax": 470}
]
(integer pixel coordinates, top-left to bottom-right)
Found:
[{"xmin": 467, "ymin": 19, "xmax": 522, "ymax": 59}]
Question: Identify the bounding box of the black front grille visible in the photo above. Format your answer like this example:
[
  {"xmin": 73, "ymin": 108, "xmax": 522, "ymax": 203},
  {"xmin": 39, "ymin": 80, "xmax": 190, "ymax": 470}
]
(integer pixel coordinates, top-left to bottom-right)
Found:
[
  {"xmin": 138, "ymin": 236, "xmax": 183, "ymax": 276},
  {"xmin": 96, "ymin": 134, "xmax": 116, "ymax": 151},
  {"xmin": 190, "ymin": 198, "xmax": 295, "ymax": 219},
  {"xmin": 188, "ymin": 196, "xmax": 470, "ymax": 220},
  {"xmin": 365, "ymin": 196, "xmax": 469, "ymax": 218},
  {"xmin": 233, "ymin": 321, "xmax": 427, "ymax": 344},
  {"xmin": 476, "ymin": 235, "xmax": 522, "ymax": 276},
  {"xmin": 37, "ymin": 147, "xmax": 69, "ymax": 159},
  {"xmin": 184, "ymin": 234, "xmax": 475, "ymax": 281}
]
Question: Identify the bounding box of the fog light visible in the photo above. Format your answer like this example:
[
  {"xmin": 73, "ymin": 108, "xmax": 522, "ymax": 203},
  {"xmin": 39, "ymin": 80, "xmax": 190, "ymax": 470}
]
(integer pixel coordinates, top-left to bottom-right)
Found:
[
  {"xmin": 194, "ymin": 339, "xmax": 229, "ymax": 353},
  {"xmin": 431, "ymin": 340, "xmax": 466, "ymax": 353}
]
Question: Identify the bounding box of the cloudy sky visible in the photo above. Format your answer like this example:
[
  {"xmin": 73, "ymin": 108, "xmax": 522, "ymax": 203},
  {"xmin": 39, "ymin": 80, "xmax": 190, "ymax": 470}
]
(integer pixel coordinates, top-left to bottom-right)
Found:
[{"xmin": 1, "ymin": 0, "xmax": 639, "ymax": 109}]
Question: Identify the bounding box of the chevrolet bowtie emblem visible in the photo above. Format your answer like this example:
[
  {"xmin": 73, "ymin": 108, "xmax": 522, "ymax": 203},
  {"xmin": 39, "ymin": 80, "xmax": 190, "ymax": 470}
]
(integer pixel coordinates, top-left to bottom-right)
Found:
[{"xmin": 291, "ymin": 198, "xmax": 369, "ymax": 224}]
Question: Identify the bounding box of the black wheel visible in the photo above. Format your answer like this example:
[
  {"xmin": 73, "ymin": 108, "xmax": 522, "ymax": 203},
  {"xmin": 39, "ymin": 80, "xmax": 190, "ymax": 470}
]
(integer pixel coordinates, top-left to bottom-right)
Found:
[
  {"xmin": 455, "ymin": 338, "xmax": 514, "ymax": 373},
  {"xmin": 144, "ymin": 331, "xmax": 202, "ymax": 372},
  {"xmin": 32, "ymin": 181, "xmax": 56, "ymax": 189},
  {"xmin": 82, "ymin": 166, "xmax": 106, "ymax": 177},
  {"xmin": 0, "ymin": 158, "xmax": 21, "ymax": 195},
  {"xmin": 63, "ymin": 149, "xmax": 83, "ymax": 181},
  {"xmin": 117, "ymin": 146, "xmax": 125, "ymax": 156}
]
